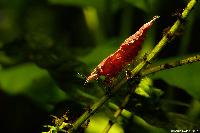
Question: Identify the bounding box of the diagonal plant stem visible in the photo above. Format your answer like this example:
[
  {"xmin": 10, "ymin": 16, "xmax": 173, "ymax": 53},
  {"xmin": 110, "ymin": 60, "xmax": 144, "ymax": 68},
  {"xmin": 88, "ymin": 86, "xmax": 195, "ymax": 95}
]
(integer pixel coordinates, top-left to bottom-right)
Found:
[
  {"xmin": 69, "ymin": 79, "xmax": 126, "ymax": 132},
  {"xmin": 69, "ymin": 0, "xmax": 198, "ymax": 132},
  {"xmin": 141, "ymin": 54, "xmax": 200, "ymax": 76},
  {"xmin": 103, "ymin": 85, "xmax": 135, "ymax": 133},
  {"xmin": 130, "ymin": 0, "xmax": 197, "ymax": 76}
]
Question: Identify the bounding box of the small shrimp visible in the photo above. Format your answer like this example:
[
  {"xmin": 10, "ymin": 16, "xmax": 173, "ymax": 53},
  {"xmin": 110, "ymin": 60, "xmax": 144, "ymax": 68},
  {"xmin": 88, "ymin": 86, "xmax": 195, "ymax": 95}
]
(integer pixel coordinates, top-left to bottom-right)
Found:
[{"xmin": 86, "ymin": 16, "xmax": 159, "ymax": 83}]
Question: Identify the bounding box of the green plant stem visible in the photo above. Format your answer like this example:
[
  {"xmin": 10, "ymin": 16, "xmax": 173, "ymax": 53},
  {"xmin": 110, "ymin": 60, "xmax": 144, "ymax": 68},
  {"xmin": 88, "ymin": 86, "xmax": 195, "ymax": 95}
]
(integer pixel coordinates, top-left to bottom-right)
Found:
[
  {"xmin": 69, "ymin": 79, "xmax": 126, "ymax": 132},
  {"xmin": 131, "ymin": 0, "xmax": 197, "ymax": 76},
  {"xmin": 141, "ymin": 54, "xmax": 200, "ymax": 76},
  {"xmin": 69, "ymin": 0, "xmax": 197, "ymax": 132},
  {"xmin": 103, "ymin": 86, "xmax": 135, "ymax": 133}
]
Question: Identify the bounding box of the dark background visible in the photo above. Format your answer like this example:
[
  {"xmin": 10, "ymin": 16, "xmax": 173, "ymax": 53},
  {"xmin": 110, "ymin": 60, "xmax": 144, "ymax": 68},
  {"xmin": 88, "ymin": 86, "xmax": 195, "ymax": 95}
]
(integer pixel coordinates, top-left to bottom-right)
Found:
[{"xmin": 0, "ymin": 0, "xmax": 200, "ymax": 132}]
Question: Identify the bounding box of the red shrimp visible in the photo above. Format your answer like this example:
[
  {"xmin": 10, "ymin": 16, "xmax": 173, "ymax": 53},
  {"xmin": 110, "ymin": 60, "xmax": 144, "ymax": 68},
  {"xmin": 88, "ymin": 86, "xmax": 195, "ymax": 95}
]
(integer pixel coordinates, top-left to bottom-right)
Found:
[{"xmin": 86, "ymin": 16, "xmax": 159, "ymax": 83}]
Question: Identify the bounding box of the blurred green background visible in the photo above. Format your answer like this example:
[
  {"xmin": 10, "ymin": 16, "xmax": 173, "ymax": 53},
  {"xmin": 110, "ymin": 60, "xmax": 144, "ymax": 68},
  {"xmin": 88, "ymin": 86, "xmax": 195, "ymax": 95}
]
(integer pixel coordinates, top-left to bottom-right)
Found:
[{"xmin": 0, "ymin": 0, "xmax": 200, "ymax": 132}]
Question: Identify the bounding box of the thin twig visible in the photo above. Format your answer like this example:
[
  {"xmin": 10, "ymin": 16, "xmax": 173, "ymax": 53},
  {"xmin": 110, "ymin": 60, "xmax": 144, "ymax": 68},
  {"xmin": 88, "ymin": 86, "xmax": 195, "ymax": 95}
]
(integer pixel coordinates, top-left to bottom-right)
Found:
[
  {"xmin": 103, "ymin": 86, "xmax": 135, "ymax": 133},
  {"xmin": 141, "ymin": 54, "xmax": 200, "ymax": 76},
  {"xmin": 69, "ymin": 0, "xmax": 198, "ymax": 132}
]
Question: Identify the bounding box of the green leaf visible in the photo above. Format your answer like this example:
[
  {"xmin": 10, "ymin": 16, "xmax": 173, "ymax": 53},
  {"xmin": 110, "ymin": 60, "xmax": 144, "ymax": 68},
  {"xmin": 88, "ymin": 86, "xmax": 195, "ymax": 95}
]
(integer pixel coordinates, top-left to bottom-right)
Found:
[
  {"xmin": 125, "ymin": 0, "xmax": 151, "ymax": 12},
  {"xmin": 79, "ymin": 39, "xmax": 120, "ymax": 69},
  {"xmin": 168, "ymin": 112, "xmax": 199, "ymax": 129},
  {"xmin": 0, "ymin": 63, "xmax": 67, "ymax": 107},
  {"xmin": 48, "ymin": 0, "xmax": 104, "ymax": 10},
  {"xmin": 135, "ymin": 77, "xmax": 164, "ymax": 98},
  {"xmin": 151, "ymin": 60, "xmax": 200, "ymax": 99},
  {"xmin": 135, "ymin": 77, "xmax": 153, "ymax": 98},
  {"xmin": 0, "ymin": 10, "xmax": 20, "ymax": 44},
  {"xmin": 0, "ymin": 63, "xmax": 46, "ymax": 94}
]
